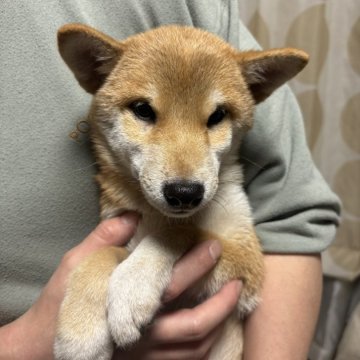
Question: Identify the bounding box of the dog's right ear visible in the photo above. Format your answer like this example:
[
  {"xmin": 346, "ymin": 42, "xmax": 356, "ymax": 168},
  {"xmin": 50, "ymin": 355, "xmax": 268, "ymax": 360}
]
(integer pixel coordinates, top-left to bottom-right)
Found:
[
  {"xmin": 57, "ymin": 24, "xmax": 124, "ymax": 94},
  {"xmin": 237, "ymin": 48, "xmax": 309, "ymax": 104}
]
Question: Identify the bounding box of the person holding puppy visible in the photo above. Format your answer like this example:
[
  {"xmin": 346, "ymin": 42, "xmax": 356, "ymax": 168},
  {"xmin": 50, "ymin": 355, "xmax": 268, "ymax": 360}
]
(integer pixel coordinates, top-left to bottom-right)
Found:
[{"xmin": 0, "ymin": 0, "xmax": 340, "ymax": 359}]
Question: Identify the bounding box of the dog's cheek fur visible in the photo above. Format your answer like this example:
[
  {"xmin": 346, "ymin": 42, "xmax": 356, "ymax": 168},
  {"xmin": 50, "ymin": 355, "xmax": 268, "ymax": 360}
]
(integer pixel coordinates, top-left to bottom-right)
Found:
[
  {"xmin": 117, "ymin": 113, "xmax": 150, "ymax": 179},
  {"xmin": 209, "ymin": 121, "xmax": 233, "ymax": 160},
  {"xmin": 96, "ymin": 108, "xmax": 149, "ymax": 178}
]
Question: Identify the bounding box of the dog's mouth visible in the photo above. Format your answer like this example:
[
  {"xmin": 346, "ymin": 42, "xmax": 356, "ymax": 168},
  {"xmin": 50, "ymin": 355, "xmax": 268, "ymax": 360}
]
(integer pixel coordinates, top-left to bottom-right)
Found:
[{"xmin": 167, "ymin": 208, "xmax": 196, "ymax": 218}]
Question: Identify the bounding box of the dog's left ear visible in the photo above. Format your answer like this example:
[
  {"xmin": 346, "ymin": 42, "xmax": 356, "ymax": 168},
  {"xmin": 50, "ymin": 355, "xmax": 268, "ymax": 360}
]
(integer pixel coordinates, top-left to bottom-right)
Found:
[
  {"xmin": 238, "ymin": 48, "xmax": 309, "ymax": 103},
  {"xmin": 58, "ymin": 24, "xmax": 124, "ymax": 94}
]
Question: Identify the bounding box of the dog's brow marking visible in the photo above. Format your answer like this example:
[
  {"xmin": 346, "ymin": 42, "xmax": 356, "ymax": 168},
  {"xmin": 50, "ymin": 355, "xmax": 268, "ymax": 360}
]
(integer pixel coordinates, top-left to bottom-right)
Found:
[
  {"xmin": 209, "ymin": 89, "xmax": 225, "ymax": 108},
  {"xmin": 145, "ymin": 84, "xmax": 158, "ymax": 103}
]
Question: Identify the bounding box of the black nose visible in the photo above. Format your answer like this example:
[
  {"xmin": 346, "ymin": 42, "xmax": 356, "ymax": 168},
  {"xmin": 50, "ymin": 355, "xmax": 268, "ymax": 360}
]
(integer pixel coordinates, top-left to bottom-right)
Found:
[{"xmin": 163, "ymin": 181, "xmax": 204, "ymax": 209}]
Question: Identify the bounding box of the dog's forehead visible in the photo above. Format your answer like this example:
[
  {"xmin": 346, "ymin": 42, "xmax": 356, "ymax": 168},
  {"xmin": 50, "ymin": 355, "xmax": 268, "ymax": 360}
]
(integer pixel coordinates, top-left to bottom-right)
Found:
[
  {"xmin": 111, "ymin": 27, "xmax": 243, "ymax": 101},
  {"xmin": 124, "ymin": 26, "xmax": 235, "ymax": 59}
]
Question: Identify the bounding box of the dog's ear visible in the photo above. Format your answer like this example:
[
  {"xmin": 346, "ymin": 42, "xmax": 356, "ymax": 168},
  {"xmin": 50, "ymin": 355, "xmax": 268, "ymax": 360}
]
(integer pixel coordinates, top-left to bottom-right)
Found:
[
  {"xmin": 57, "ymin": 24, "xmax": 124, "ymax": 94},
  {"xmin": 237, "ymin": 48, "xmax": 309, "ymax": 103}
]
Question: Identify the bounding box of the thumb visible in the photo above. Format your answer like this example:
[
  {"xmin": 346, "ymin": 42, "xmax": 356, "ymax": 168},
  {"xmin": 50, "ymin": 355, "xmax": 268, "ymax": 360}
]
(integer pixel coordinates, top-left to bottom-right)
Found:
[
  {"xmin": 82, "ymin": 212, "xmax": 139, "ymax": 251},
  {"xmin": 68, "ymin": 212, "xmax": 139, "ymax": 266}
]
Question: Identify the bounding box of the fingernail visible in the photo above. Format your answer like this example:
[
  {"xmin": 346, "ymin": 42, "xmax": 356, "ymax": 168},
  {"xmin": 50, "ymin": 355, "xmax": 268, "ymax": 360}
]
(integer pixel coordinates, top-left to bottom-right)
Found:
[
  {"xmin": 120, "ymin": 212, "xmax": 139, "ymax": 227},
  {"xmin": 209, "ymin": 240, "xmax": 222, "ymax": 262}
]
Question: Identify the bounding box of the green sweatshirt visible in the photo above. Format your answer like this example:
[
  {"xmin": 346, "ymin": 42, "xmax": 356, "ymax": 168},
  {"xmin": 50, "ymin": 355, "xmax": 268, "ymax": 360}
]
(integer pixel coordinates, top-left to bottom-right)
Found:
[{"xmin": 0, "ymin": 0, "xmax": 340, "ymax": 324}]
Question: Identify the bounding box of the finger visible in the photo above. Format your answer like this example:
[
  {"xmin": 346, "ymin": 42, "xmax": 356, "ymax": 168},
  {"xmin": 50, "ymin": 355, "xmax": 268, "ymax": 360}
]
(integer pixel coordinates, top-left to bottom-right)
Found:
[
  {"xmin": 163, "ymin": 240, "xmax": 222, "ymax": 302},
  {"xmin": 113, "ymin": 324, "xmax": 223, "ymax": 360},
  {"xmin": 140, "ymin": 325, "xmax": 223, "ymax": 360},
  {"xmin": 148, "ymin": 280, "xmax": 242, "ymax": 344}
]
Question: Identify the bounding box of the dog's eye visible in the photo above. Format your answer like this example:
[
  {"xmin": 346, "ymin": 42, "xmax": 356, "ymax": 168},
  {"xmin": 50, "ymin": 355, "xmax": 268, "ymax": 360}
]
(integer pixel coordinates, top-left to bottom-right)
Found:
[
  {"xmin": 130, "ymin": 101, "xmax": 156, "ymax": 123},
  {"xmin": 207, "ymin": 107, "xmax": 227, "ymax": 128}
]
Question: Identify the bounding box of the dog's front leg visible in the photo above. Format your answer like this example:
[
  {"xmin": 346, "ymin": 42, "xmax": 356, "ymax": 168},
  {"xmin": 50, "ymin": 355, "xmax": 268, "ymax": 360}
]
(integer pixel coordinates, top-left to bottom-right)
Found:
[
  {"xmin": 107, "ymin": 234, "xmax": 183, "ymax": 349},
  {"xmin": 54, "ymin": 246, "xmax": 128, "ymax": 360}
]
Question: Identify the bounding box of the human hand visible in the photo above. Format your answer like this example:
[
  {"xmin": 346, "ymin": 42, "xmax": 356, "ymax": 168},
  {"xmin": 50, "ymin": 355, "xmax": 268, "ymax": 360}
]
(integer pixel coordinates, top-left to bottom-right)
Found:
[
  {"xmin": 115, "ymin": 241, "xmax": 242, "ymax": 360},
  {"xmin": 0, "ymin": 216, "xmax": 241, "ymax": 360},
  {"xmin": 0, "ymin": 214, "xmax": 139, "ymax": 360}
]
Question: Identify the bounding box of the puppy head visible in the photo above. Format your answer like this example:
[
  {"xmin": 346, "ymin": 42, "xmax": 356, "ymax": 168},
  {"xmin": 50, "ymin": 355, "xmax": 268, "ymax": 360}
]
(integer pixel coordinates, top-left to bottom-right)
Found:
[{"xmin": 58, "ymin": 24, "xmax": 308, "ymax": 217}]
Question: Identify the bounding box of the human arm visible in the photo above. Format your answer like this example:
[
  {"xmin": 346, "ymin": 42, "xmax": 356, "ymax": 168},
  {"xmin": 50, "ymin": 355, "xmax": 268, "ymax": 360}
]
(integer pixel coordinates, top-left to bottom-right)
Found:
[{"xmin": 243, "ymin": 254, "xmax": 322, "ymax": 360}]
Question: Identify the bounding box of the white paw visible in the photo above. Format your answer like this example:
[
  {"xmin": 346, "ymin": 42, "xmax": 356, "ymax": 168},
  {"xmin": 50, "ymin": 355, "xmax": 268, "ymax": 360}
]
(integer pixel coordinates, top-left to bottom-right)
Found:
[
  {"xmin": 54, "ymin": 321, "xmax": 113, "ymax": 360},
  {"xmin": 107, "ymin": 259, "xmax": 170, "ymax": 349}
]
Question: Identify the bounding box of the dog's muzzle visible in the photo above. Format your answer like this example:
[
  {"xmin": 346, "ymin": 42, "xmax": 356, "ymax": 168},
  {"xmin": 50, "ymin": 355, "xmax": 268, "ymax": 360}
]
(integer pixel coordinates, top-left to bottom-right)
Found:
[{"xmin": 163, "ymin": 181, "xmax": 204, "ymax": 213}]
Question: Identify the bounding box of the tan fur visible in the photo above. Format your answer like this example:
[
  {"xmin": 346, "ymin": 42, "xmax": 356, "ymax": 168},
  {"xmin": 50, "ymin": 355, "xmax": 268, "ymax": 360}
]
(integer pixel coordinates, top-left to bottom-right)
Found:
[
  {"xmin": 55, "ymin": 247, "xmax": 128, "ymax": 358},
  {"xmin": 55, "ymin": 24, "xmax": 308, "ymax": 360}
]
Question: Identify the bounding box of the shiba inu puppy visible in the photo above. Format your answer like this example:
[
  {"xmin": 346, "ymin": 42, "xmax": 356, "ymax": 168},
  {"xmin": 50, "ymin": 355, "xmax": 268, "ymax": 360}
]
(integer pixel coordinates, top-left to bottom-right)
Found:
[{"xmin": 54, "ymin": 24, "xmax": 308, "ymax": 360}]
